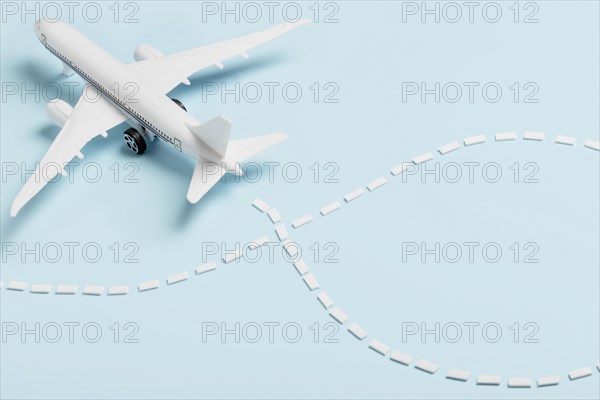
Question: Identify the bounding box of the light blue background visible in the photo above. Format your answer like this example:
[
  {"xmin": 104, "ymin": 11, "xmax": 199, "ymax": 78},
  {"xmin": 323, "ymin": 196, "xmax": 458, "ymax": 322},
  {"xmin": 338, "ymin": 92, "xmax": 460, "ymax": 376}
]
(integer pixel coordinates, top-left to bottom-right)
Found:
[{"xmin": 1, "ymin": 1, "xmax": 599, "ymax": 399}]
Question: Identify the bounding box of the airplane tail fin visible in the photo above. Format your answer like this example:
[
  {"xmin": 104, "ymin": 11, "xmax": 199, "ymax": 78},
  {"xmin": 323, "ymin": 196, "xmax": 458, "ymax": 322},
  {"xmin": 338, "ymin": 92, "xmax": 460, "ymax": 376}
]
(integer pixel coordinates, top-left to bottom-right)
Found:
[{"xmin": 185, "ymin": 116, "xmax": 232, "ymax": 158}]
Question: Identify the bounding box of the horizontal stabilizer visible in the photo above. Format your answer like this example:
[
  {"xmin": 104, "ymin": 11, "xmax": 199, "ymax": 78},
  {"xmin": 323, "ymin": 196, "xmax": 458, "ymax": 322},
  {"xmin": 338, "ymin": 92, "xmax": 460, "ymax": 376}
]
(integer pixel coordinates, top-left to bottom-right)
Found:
[
  {"xmin": 186, "ymin": 158, "xmax": 227, "ymax": 204},
  {"xmin": 226, "ymin": 132, "xmax": 289, "ymax": 163}
]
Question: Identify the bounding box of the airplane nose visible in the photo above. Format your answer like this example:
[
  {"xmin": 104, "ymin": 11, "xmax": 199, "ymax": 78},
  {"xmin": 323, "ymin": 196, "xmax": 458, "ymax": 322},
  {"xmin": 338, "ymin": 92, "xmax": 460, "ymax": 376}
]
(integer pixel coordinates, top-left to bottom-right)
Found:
[{"xmin": 34, "ymin": 20, "xmax": 45, "ymax": 40}]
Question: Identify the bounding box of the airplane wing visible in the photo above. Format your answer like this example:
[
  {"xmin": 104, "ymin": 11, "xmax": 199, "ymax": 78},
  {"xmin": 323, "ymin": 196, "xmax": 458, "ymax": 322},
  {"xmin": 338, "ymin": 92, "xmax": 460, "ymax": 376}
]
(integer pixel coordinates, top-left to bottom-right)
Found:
[
  {"xmin": 186, "ymin": 158, "xmax": 227, "ymax": 203},
  {"xmin": 10, "ymin": 84, "xmax": 128, "ymax": 217},
  {"xmin": 126, "ymin": 20, "xmax": 309, "ymax": 94}
]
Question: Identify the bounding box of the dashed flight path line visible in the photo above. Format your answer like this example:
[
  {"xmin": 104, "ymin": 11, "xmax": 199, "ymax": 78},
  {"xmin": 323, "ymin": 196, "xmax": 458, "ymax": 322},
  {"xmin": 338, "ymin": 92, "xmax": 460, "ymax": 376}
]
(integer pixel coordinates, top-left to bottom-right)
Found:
[{"xmin": 2, "ymin": 131, "xmax": 599, "ymax": 390}]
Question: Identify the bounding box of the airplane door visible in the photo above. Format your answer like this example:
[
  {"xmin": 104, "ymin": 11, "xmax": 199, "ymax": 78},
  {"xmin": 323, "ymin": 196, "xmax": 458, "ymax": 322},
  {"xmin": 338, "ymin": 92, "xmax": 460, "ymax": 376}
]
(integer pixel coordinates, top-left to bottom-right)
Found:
[{"xmin": 174, "ymin": 138, "xmax": 182, "ymax": 152}]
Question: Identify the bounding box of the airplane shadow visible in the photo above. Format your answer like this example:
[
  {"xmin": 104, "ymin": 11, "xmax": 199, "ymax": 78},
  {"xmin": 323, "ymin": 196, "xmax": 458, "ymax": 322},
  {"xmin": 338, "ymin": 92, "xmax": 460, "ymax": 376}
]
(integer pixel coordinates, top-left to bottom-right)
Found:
[
  {"xmin": 13, "ymin": 60, "xmax": 64, "ymax": 84},
  {"xmin": 123, "ymin": 138, "xmax": 238, "ymax": 229},
  {"xmin": 39, "ymin": 124, "xmax": 58, "ymax": 139}
]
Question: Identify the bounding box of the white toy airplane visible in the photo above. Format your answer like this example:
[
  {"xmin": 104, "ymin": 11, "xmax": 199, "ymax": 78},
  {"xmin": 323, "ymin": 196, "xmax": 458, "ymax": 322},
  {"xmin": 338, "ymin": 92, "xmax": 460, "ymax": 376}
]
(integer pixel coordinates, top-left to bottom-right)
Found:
[{"xmin": 10, "ymin": 19, "xmax": 308, "ymax": 217}]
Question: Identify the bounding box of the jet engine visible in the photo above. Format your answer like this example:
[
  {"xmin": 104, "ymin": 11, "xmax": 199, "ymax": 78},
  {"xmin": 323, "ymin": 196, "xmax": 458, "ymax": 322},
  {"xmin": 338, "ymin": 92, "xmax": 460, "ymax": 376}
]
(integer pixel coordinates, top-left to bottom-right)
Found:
[
  {"xmin": 46, "ymin": 99, "xmax": 73, "ymax": 127},
  {"xmin": 134, "ymin": 44, "xmax": 164, "ymax": 62}
]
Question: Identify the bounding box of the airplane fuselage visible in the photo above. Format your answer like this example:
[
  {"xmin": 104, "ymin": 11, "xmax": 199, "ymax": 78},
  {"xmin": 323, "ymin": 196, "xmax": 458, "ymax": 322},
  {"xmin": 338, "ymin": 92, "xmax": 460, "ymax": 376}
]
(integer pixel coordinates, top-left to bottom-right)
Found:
[{"xmin": 34, "ymin": 20, "xmax": 211, "ymax": 160}]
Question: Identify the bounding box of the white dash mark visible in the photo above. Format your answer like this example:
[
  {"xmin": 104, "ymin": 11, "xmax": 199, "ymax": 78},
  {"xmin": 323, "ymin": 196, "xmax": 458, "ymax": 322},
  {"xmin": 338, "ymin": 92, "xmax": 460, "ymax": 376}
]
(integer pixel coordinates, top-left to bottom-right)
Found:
[
  {"xmin": 477, "ymin": 375, "xmax": 502, "ymax": 386},
  {"xmin": 282, "ymin": 240, "xmax": 299, "ymax": 257},
  {"xmin": 167, "ymin": 272, "xmax": 188, "ymax": 285},
  {"xmin": 555, "ymin": 135, "xmax": 576, "ymax": 145},
  {"xmin": 366, "ymin": 177, "xmax": 387, "ymax": 191},
  {"xmin": 568, "ymin": 367, "xmax": 592, "ymax": 380},
  {"xmin": 252, "ymin": 199, "xmax": 270, "ymax": 213},
  {"xmin": 108, "ymin": 286, "xmax": 129, "ymax": 296},
  {"xmin": 508, "ymin": 378, "xmax": 531, "ymax": 388},
  {"xmin": 7, "ymin": 281, "xmax": 27, "ymax": 291},
  {"xmin": 369, "ymin": 339, "xmax": 389, "ymax": 356},
  {"xmin": 495, "ymin": 132, "xmax": 517, "ymax": 141},
  {"xmin": 415, "ymin": 359, "xmax": 438, "ymax": 374},
  {"xmin": 275, "ymin": 225, "xmax": 289, "ymax": 241},
  {"xmin": 390, "ymin": 351, "xmax": 412, "ymax": 366},
  {"xmin": 438, "ymin": 142, "xmax": 460, "ymax": 155},
  {"xmin": 302, "ymin": 274, "xmax": 319, "ymax": 291},
  {"xmin": 195, "ymin": 262, "xmax": 217, "ymax": 275},
  {"xmin": 537, "ymin": 376, "xmax": 560, "ymax": 387},
  {"xmin": 329, "ymin": 307, "xmax": 349, "ymax": 324},
  {"xmin": 347, "ymin": 324, "xmax": 368, "ymax": 340},
  {"xmin": 222, "ymin": 253, "xmax": 238, "ymax": 264},
  {"xmin": 223, "ymin": 250, "xmax": 243, "ymax": 264},
  {"xmin": 523, "ymin": 131, "xmax": 545, "ymax": 141},
  {"xmin": 584, "ymin": 139, "xmax": 600, "ymax": 151},
  {"xmin": 344, "ymin": 188, "xmax": 365, "ymax": 202},
  {"xmin": 138, "ymin": 280, "xmax": 160, "ymax": 292},
  {"xmin": 30, "ymin": 284, "xmax": 51, "ymax": 294},
  {"xmin": 293, "ymin": 259, "xmax": 309, "ymax": 276},
  {"xmin": 267, "ymin": 208, "xmax": 282, "ymax": 223},
  {"xmin": 446, "ymin": 369, "xmax": 470, "ymax": 382},
  {"xmin": 412, "ymin": 153, "xmax": 434, "ymax": 165},
  {"xmin": 292, "ymin": 215, "xmax": 313, "ymax": 229},
  {"xmin": 317, "ymin": 292, "xmax": 333, "ymax": 309},
  {"xmin": 464, "ymin": 135, "xmax": 486, "ymax": 146},
  {"xmin": 56, "ymin": 285, "xmax": 78, "ymax": 295},
  {"xmin": 320, "ymin": 201, "xmax": 341, "ymax": 216},
  {"xmin": 82, "ymin": 286, "xmax": 104, "ymax": 296},
  {"xmin": 390, "ymin": 162, "xmax": 411, "ymax": 176}
]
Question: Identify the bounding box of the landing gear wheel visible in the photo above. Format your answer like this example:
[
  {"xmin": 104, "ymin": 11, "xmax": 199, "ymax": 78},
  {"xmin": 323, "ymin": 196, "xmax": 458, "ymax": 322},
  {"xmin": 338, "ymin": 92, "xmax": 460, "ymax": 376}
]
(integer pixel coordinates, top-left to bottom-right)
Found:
[
  {"xmin": 171, "ymin": 98, "xmax": 187, "ymax": 112},
  {"xmin": 123, "ymin": 128, "xmax": 147, "ymax": 154}
]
